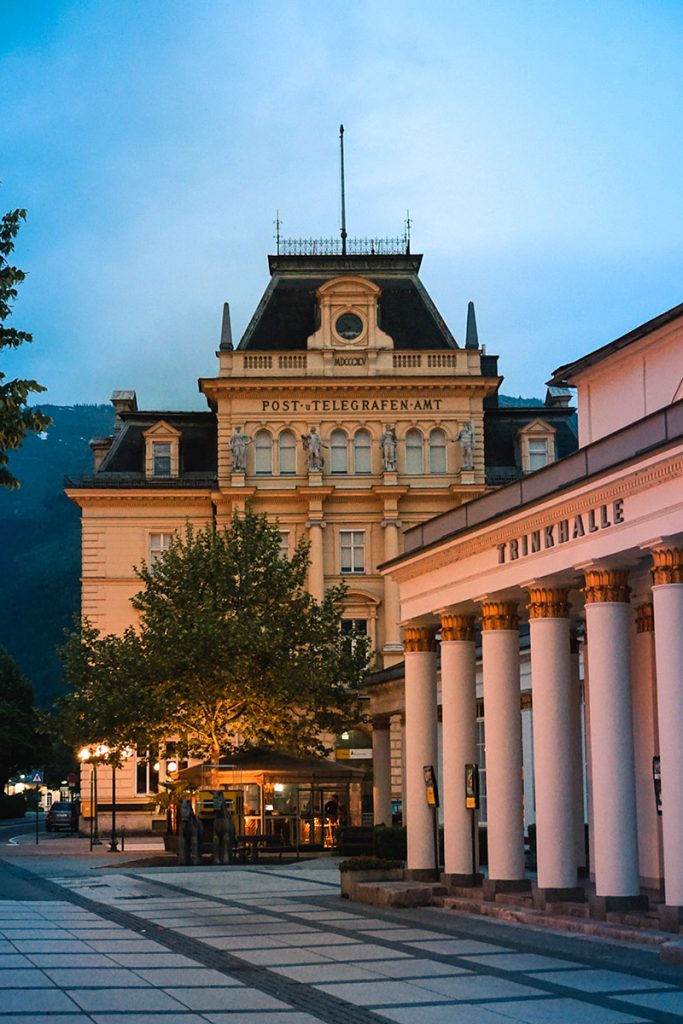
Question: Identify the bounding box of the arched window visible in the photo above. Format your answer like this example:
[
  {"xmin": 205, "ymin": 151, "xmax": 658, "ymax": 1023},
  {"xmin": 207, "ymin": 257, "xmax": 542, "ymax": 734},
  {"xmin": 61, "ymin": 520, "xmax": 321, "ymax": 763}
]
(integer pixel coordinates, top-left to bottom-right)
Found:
[
  {"xmin": 429, "ymin": 429, "xmax": 447, "ymax": 474},
  {"xmin": 254, "ymin": 430, "xmax": 273, "ymax": 475},
  {"xmin": 278, "ymin": 430, "xmax": 296, "ymax": 475},
  {"xmin": 330, "ymin": 429, "xmax": 348, "ymax": 474},
  {"xmin": 405, "ymin": 429, "xmax": 424, "ymax": 474},
  {"xmin": 353, "ymin": 429, "xmax": 372, "ymax": 474}
]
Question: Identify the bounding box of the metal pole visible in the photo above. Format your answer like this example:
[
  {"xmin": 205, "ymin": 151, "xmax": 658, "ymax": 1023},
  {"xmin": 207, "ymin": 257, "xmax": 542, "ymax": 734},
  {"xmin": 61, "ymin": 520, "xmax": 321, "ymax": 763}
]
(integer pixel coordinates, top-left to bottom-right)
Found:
[
  {"xmin": 433, "ymin": 806, "xmax": 439, "ymax": 873},
  {"xmin": 92, "ymin": 763, "xmax": 102, "ymax": 845},
  {"xmin": 35, "ymin": 789, "xmax": 39, "ymax": 845},
  {"xmin": 89, "ymin": 767, "xmax": 94, "ymax": 852},
  {"xmin": 109, "ymin": 761, "xmax": 118, "ymax": 852},
  {"xmin": 339, "ymin": 124, "xmax": 347, "ymax": 256}
]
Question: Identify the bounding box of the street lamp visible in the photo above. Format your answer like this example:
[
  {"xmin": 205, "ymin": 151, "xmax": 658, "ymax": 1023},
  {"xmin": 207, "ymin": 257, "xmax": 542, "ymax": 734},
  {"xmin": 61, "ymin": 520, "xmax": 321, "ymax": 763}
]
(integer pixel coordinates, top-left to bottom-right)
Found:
[
  {"xmin": 79, "ymin": 746, "xmax": 102, "ymax": 849},
  {"xmin": 108, "ymin": 746, "xmax": 133, "ymax": 852}
]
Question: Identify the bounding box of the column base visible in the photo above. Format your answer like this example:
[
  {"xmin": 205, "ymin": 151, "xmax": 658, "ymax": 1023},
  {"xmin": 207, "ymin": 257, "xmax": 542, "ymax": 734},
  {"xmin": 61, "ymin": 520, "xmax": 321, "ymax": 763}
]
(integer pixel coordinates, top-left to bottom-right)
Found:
[
  {"xmin": 658, "ymin": 905, "xmax": 683, "ymax": 934},
  {"xmin": 532, "ymin": 884, "xmax": 585, "ymax": 910},
  {"xmin": 404, "ymin": 868, "xmax": 439, "ymax": 882},
  {"xmin": 441, "ymin": 872, "xmax": 483, "ymax": 889},
  {"xmin": 589, "ymin": 893, "xmax": 649, "ymax": 920},
  {"xmin": 483, "ymin": 878, "xmax": 532, "ymax": 902}
]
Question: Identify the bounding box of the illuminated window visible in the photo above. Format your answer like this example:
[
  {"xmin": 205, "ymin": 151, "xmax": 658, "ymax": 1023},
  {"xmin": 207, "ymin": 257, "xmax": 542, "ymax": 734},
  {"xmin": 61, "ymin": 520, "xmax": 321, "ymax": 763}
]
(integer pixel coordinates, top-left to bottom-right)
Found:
[
  {"xmin": 278, "ymin": 431, "xmax": 296, "ymax": 474},
  {"xmin": 405, "ymin": 429, "xmax": 424, "ymax": 474},
  {"xmin": 254, "ymin": 430, "xmax": 273, "ymax": 474},
  {"xmin": 429, "ymin": 429, "xmax": 447, "ymax": 473},
  {"xmin": 340, "ymin": 530, "xmax": 365, "ymax": 574},
  {"xmin": 330, "ymin": 430, "xmax": 348, "ymax": 474},
  {"xmin": 353, "ymin": 429, "xmax": 372, "ymax": 474},
  {"xmin": 135, "ymin": 748, "xmax": 159, "ymax": 795}
]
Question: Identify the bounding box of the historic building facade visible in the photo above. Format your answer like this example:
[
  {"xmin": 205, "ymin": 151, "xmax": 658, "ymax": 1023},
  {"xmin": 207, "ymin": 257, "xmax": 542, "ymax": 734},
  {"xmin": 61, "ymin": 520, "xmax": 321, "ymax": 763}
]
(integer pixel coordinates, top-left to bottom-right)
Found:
[
  {"xmin": 69, "ymin": 241, "xmax": 547, "ymax": 827},
  {"xmin": 383, "ymin": 301, "xmax": 683, "ymax": 923}
]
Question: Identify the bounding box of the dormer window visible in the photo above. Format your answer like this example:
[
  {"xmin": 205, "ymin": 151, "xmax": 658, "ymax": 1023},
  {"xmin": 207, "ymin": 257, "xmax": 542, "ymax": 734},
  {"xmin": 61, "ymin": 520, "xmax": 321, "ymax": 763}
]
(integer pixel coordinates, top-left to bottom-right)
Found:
[
  {"xmin": 143, "ymin": 421, "xmax": 181, "ymax": 479},
  {"xmin": 517, "ymin": 418, "xmax": 557, "ymax": 475},
  {"xmin": 153, "ymin": 442, "xmax": 172, "ymax": 477}
]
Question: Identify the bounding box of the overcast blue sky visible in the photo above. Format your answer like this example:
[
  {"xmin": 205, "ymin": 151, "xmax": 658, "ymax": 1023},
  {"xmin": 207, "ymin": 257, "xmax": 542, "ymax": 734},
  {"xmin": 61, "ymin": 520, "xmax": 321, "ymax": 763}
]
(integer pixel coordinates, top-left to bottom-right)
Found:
[{"xmin": 3, "ymin": 0, "xmax": 683, "ymax": 408}]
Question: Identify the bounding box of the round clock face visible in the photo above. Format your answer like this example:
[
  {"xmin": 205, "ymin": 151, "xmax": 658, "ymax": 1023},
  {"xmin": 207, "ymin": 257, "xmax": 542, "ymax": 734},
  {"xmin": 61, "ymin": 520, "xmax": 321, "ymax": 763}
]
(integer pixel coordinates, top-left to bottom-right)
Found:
[{"xmin": 335, "ymin": 312, "xmax": 364, "ymax": 342}]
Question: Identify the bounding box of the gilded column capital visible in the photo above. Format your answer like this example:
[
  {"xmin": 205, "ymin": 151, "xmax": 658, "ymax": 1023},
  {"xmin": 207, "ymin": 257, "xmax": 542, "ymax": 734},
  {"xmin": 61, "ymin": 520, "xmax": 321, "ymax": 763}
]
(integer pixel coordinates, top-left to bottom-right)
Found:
[
  {"xmin": 635, "ymin": 602, "xmax": 654, "ymax": 633},
  {"xmin": 583, "ymin": 568, "xmax": 630, "ymax": 604},
  {"xmin": 440, "ymin": 613, "xmax": 476, "ymax": 642},
  {"xmin": 527, "ymin": 587, "xmax": 570, "ymax": 619},
  {"xmin": 650, "ymin": 546, "xmax": 683, "ymax": 585},
  {"xmin": 479, "ymin": 600, "xmax": 519, "ymax": 631},
  {"xmin": 403, "ymin": 626, "xmax": 437, "ymax": 653}
]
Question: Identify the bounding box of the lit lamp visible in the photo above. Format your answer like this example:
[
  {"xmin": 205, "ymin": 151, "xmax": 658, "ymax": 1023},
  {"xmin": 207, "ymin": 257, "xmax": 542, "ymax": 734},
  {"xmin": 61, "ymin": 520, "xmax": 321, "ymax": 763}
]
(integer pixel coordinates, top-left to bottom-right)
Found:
[{"xmin": 79, "ymin": 746, "xmax": 102, "ymax": 849}]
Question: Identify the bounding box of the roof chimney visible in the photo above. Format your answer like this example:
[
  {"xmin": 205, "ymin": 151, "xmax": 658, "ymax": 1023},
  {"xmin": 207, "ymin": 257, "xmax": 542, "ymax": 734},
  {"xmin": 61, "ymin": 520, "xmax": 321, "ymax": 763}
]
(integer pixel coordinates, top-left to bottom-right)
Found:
[
  {"xmin": 89, "ymin": 436, "xmax": 113, "ymax": 472},
  {"xmin": 110, "ymin": 390, "xmax": 138, "ymax": 433}
]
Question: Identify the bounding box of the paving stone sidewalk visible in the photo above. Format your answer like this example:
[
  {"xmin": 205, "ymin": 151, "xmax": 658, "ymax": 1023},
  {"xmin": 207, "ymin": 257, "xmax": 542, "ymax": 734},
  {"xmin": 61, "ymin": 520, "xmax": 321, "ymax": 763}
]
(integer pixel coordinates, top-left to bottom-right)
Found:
[{"xmin": 1, "ymin": 854, "xmax": 683, "ymax": 1023}]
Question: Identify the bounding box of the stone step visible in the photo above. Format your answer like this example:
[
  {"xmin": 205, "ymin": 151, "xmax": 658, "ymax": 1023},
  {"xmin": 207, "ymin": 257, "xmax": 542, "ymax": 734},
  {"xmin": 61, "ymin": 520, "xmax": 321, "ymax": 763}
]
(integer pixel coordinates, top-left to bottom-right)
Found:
[{"xmin": 494, "ymin": 892, "xmax": 533, "ymax": 907}]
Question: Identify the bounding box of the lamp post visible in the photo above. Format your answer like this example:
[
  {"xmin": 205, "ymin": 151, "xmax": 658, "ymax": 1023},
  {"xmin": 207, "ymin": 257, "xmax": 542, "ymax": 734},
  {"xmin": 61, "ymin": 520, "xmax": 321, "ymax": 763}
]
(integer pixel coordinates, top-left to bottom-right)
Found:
[
  {"xmin": 79, "ymin": 745, "xmax": 106, "ymax": 848},
  {"xmin": 108, "ymin": 746, "xmax": 133, "ymax": 852}
]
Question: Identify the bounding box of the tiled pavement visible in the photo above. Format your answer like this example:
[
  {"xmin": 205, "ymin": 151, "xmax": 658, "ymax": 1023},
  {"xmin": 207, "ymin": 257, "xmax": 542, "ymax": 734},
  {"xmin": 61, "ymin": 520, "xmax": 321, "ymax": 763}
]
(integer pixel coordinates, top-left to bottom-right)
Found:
[{"xmin": 1, "ymin": 858, "xmax": 683, "ymax": 1023}]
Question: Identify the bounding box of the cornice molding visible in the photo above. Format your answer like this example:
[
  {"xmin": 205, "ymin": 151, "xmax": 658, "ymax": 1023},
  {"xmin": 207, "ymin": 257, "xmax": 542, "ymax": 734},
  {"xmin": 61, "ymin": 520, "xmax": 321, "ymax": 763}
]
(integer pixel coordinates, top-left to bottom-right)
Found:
[{"xmin": 389, "ymin": 452, "xmax": 683, "ymax": 585}]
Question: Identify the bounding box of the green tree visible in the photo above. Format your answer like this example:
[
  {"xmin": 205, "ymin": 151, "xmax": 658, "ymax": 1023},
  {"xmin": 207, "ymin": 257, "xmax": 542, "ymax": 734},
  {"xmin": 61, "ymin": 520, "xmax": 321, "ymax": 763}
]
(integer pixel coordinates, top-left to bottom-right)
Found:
[
  {"xmin": 56, "ymin": 620, "xmax": 160, "ymax": 762},
  {"xmin": 1, "ymin": 207, "xmax": 50, "ymax": 488},
  {"xmin": 136, "ymin": 511, "xmax": 368, "ymax": 762},
  {"xmin": 0, "ymin": 645, "xmax": 39, "ymax": 784}
]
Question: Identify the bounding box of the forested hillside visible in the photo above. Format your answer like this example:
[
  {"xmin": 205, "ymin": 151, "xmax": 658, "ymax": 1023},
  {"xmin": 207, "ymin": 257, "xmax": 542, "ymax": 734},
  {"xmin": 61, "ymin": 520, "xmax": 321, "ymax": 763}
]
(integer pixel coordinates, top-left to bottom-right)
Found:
[{"xmin": 0, "ymin": 405, "xmax": 114, "ymax": 706}]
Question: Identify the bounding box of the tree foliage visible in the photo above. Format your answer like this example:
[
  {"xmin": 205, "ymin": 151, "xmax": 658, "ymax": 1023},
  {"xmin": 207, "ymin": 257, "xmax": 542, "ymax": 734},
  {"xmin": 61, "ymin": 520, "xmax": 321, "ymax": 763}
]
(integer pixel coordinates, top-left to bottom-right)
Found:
[
  {"xmin": 0, "ymin": 645, "xmax": 39, "ymax": 783},
  {"xmin": 58, "ymin": 511, "xmax": 369, "ymax": 764},
  {"xmin": 0, "ymin": 207, "xmax": 50, "ymax": 488},
  {"xmin": 57, "ymin": 621, "xmax": 160, "ymax": 762}
]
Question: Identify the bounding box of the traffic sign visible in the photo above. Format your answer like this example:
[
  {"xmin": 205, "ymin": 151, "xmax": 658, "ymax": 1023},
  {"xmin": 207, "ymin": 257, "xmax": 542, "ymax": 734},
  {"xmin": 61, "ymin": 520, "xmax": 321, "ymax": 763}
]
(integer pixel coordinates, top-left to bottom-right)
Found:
[{"xmin": 28, "ymin": 770, "xmax": 44, "ymax": 784}]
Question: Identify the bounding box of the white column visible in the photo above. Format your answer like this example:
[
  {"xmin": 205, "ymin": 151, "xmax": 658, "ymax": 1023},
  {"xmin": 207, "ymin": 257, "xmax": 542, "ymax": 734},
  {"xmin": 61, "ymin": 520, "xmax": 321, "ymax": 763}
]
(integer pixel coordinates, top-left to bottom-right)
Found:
[
  {"xmin": 440, "ymin": 614, "xmax": 477, "ymax": 878},
  {"xmin": 651, "ymin": 547, "xmax": 683, "ymax": 907},
  {"xmin": 480, "ymin": 602, "xmax": 525, "ymax": 881},
  {"xmin": 569, "ymin": 630, "xmax": 586, "ymax": 872},
  {"xmin": 528, "ymin": 588, "xmax": 577, "ymax": 891},
  {"xmin": 404, "ymin": 626, "xmax": 438, "ymax": 872},
  {"xmin": 381, "ymin": 520, "xmax": 403, "ymax": 655},
  {"xmin": 372, "ymin": 721, "xmax": 392, "ymax": 826},
  {"xmin": 584, "ymin": 569, "xmax": 640, "ymax": 897},
  {"xmin": 306, "ymin": 520, "xmax": 325, "ymax": 602},
  {"xmin": 632, "ymin": 602, "xmax": 662, "ymax": 890}
]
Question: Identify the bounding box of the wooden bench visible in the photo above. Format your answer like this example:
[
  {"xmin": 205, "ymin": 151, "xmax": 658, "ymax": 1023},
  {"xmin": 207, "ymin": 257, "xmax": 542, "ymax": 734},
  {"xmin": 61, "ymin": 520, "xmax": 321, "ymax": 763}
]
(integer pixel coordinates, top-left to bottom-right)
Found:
[{"xmin": 235, "ymin": 833, "xmax": 294, "ymax": 862}]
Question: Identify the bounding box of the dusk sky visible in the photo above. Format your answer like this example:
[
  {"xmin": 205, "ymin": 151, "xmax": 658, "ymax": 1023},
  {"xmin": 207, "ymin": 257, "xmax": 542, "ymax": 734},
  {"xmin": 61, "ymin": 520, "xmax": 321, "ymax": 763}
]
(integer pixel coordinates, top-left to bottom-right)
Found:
[{"xmin": 3, "ymin": 1, "xmax": 683, "ymax": 409}]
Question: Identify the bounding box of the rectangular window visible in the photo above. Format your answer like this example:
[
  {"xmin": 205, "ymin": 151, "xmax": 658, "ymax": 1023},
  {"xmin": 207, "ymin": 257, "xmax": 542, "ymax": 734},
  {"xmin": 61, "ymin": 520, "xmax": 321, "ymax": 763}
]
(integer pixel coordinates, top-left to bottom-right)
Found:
[
  {"xmin": 135, "ymin": 749, "xmax": 159, "ymax": 795},
  {"xmin": 152, "ymin": 442, "xmax": 172, "ymax": 477},
  {"xmin": 342, "ymin": 618, "xmax": 368, "ymax": 655},
  {"xmin": 528, "ymin": 438, "xmax": 549, "ymax": 472},
  {"xmin": 149, "ymin": 532, "xmax": 173, "ymax": 565},
  {"xmin": 340, "ymin": 530, "xmax": 365, "ymax": 574},
  {"xmin": 278, "ymin": 530, "xmax": 290, "ymax": 559}
]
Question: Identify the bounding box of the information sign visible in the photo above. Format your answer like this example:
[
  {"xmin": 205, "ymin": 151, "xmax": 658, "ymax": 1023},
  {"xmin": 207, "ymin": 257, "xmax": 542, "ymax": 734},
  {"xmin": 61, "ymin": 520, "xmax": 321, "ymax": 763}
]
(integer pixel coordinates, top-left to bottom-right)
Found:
[
  {"xmin": 465, "ymin": 763, "xmax": 480, "ymax": 810},
  {"xmin": 423, "ymin": 764, "xmax": 440, "ymax": 808}
]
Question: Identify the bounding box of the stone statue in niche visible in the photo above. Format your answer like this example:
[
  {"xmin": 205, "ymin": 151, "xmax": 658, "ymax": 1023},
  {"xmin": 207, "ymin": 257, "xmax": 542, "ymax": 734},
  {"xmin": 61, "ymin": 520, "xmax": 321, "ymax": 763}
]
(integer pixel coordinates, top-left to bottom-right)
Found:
[
  {"xmin": 301, "ymin": 425, "xmax": 324, "ymax": 471},
  {"xmin": 229, "ymin": 426, "xmax": 251, "ymax": 472},
  {"xmin": 454, "ymin": 421, "xmax": 475, "ymax": 471},
  {"xmin": 379, "ymin": 424, "xmax": 398, "ymax": 471}
]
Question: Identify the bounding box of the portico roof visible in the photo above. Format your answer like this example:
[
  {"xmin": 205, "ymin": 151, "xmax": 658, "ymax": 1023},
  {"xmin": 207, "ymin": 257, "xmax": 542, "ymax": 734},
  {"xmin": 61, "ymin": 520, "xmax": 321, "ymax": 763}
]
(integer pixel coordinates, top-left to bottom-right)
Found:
[{"xmin": 382, "ymin": 398, "xmax": 683, "ymax": 572}]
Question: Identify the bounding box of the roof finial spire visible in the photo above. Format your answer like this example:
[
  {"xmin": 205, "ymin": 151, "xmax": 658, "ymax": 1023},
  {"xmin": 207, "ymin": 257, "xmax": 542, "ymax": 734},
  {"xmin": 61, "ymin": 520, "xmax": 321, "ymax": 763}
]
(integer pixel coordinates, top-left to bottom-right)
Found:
[
  {"xmin": 274, "ymin": 211, "xmax": 282, "ymax": 255},
  {"xmin": 339, "ymin": 124, "xmax": 347, "ymax": 256},
  {"xmin": 465, "ymin": 301, "xmax": 480, "ymax": 349},
  {"xmin": 404, "ymin": 209, "xmax": 412, "ymax": 254}
]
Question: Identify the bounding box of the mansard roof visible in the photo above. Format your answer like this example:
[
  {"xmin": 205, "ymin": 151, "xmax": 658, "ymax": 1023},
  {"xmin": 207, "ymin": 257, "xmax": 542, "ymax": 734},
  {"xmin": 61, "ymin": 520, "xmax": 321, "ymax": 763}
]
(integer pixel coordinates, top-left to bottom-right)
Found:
[
  {"xmin": 73, "ymin": 411, "xmax": 217, "ymax": 487},
  {"xmin": 236, "ymin": 254, "xmax": 457, "ymax": 352}
]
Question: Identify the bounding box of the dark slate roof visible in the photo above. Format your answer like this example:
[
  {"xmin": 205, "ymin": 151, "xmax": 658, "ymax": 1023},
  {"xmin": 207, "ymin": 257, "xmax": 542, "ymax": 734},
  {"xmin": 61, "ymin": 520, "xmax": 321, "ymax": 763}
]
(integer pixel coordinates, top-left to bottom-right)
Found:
[
  {"xmin": 548, "ymin": 299, "xmax": 683, "ymax": 386},
  {"xmin": 484, "ymin": 403, "xmax": 578, "ymax": 486},
  {"xmin": 236, "ymin": 254, "xmax": 458, "ymax": 351},
  {"xmin": 71, "ymin": 411, "xmax": 217, "ymax": 487}
]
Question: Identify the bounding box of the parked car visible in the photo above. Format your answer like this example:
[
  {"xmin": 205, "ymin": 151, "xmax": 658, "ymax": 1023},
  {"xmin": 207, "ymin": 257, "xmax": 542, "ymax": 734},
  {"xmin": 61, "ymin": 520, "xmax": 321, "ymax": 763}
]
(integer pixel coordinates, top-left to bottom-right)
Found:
[{"xmin": 46, "ymin": 801, "xmax": 79, "ymax": 832}]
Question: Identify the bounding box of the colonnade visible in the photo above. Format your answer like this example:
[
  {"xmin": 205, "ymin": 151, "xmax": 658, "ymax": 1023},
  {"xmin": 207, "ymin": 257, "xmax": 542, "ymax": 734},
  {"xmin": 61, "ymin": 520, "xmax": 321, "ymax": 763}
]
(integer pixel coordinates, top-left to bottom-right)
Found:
[{"xmin": 389, "ymin": 546, "xmax": 683, "ymax": 919}]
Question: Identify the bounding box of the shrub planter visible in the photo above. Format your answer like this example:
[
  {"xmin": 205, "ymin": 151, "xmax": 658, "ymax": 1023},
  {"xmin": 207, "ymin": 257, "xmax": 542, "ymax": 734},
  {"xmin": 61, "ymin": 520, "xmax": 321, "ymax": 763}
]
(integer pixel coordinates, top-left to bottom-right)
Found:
[{"xmin": 339, "ymin": 857, "xmax": 404, "ymax": 898}]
